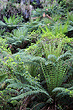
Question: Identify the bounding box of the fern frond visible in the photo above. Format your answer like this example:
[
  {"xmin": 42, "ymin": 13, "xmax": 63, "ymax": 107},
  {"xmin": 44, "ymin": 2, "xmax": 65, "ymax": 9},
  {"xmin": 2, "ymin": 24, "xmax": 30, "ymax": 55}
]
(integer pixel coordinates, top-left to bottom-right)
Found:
[
  {"xmin": 7, "ymin": 82, "xmax": 25, "ymax": 89},
  {"xmin": 57, "ymin": 52, "xmax": 72, "ymax": 61},
  {"xmin": 52, "ymin": 87, "xmax": 73, "ymax": 97},
  {"xmin": 52, "ymin": 87, "xmax": 66, "ymax": 92},
  {"xmin": 41, "ymin": 55, "xmax": 68, "ymax": 94},
  {"xmin": 5, "ymin": 89, "xmax": 19, "ymax": 95},
  {"xmin": 10, "ymin": 89, "xmax": 50, "ymax": 100}
]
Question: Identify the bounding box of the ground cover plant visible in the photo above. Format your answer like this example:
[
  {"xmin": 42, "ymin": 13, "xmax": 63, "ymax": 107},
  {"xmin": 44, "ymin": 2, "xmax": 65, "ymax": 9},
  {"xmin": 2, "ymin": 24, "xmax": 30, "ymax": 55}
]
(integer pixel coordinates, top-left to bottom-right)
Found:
[{"xmin": 0, "ymin": 0, "xmax": 73, "ymax": 110}]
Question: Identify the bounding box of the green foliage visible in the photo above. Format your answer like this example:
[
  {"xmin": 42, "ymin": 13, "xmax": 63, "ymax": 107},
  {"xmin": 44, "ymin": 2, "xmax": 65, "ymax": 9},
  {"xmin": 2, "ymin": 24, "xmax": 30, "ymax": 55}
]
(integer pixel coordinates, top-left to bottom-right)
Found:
[
  {"xmin": 0, "ymin": 1, "xmax": 73, "ymax": 109},
  {"xmin": 0, "ymin": 37, "xmax": 10, "ymax": 57},
  {"xmin": 52, "ymin": 22, "xmax": 68, "ymax": 35},
  {"xmin": 41, "ymin": 54, "xmax": 70, "ymax": 94},
  {"xmin": 26, "ymin": 25, "xmax": 73, "ymax": 58},
  {"xmin": 0, "ymin": 21, "xmax": 6, "ymax": 27},
  {"xmin": 67, "ymin": 11, "xmax": 73, "ymax": 22},
  {"xmin": 12, "ymin": 53, "xmax": 45, "ymax": 77},
  {"xmin": 0, "ymin": 28, "xmax": 5, "ymax": 35},
  {"xmin": 12, "ymin": 27, "xmax": 28, "ymax": 38},
  {"xmin": 0, "ymin": 51, "xmax": 72, "ymax": 109},
  {"xmin": 0, "ymin": 62, "xmax": 50, "ymax": 103},
  {"xmin": 52, "ymin": 87, "xmax": 73, "ymax": 97},
  {"xmin": 3, "ymin": 15, "xmax": 23, "ymax": 25},
  {"xmin": 58, "ymin": 0, "xmax": 73, "ymax": 11}
]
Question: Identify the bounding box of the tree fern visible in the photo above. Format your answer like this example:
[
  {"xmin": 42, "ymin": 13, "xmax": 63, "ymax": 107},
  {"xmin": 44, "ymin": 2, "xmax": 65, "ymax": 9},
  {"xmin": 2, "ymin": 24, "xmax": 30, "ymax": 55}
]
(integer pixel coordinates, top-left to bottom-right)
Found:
[{"xmin": 40, "ymin": 54, "xmax": 70, "ymax": 94}]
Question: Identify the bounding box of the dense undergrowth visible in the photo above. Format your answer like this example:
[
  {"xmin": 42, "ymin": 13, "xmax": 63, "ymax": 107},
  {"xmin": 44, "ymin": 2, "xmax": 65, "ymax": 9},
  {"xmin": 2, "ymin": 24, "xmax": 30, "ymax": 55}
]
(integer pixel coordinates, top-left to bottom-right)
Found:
[{"xmin": 0, "ymin": 0, "xmax": 73, "ymax": 110}]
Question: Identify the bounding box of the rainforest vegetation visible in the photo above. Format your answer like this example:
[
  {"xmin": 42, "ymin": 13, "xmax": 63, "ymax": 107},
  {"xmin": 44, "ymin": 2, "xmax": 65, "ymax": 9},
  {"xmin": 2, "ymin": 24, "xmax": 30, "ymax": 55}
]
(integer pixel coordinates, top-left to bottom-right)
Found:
[{"xmin": 0, "ymin": 0, "xmax": 73, "ymax": 110}]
